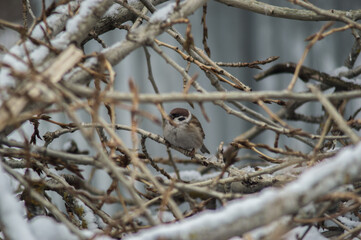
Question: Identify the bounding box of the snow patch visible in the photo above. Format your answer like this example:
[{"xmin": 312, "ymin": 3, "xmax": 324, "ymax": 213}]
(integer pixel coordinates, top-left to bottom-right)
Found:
[
  {"xmin": 150, "ymin": 2, "xmax": 176, "ymax": 23},
  {"xmin": 0, "ymin": 162, "xmax": 36, "ymax": 240},
  {"xmin": 66, "ymin": 0, "xmax": 103, "ymax": 34},
  {"xmin": 104, "ymin": 3, "xmax": 121, "ymax": 17},
  {"xmin": 29, "ymin": 216, "xmax": 78, "ymax": 240}
]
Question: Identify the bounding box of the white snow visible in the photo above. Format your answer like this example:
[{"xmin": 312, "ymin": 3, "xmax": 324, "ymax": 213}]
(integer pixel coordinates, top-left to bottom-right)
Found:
[
  {"xmin": 65, "ymin": 0, "xmax": 103, "ymax": 34},
  {"xmin": 29, "ymin": 215, "xmax": 113, "ymax": 240},
  {"xmin": 0, "ymin": 45, "xmax": 28, "ymax": 84},
  {"xmin": 156, "ymin": 170, "xmax": 224, "ymax": 182},
  {"xmin": 0, "ymin": 2, "xmax": 80, "ymax": 86},
  {"xmin": 29, "ymin": 216, "xmax": 78, "ymax": 240},
  {"xmin": 30, "ymin": 3, "xmax": 74, "ymax": 40},
  {"xmin": 324, "ymin": 219, "xmax": 339, "ymax": 228},
  {"xmin": 150, "ymin": 2, "xmax": 176, "ymax": 23},
  {"xmin": 30, "ymin": 22, "xmax": 47, "ymax": 40},
  {"xmin": 285, "ymin": 144, "xmax": 361, "ymax": 195},
  {"xmin": 30, "ymin": 45, "xmax": 50, "ymax": 65},
  {"xmin": 330, "ymin": 66, "xmax": 361, "ymax": 84},
  {"xmin": 104, "ymin": 3, "xmax": 121, "ymax": 18},
  {"xmin": 123, "ymin": 142, "xmax": 361, "ymax": 240},
  {"xmin": 1, "ymin": 0, "xmax": 105, "ymax": 86},
  {"xmin": 0, "ymin": 162, "xmax": 36, "ymax": 240},
  {"xmin": 330, "ymin": 66, "xmax": 349, "ymax": 76},
  {"xmin": 124, "ymin": 190, "xmax": 277, "ymax": 240},
  {"xmin": 340, "ymin": 74, "xmax": 361, "ymax": 85},
  {"xmin": 51, "ymin": 31, "xmax": 71, "ymax": 49},
  {"xmin": 77, "ymin": 200, "xmax": 99, "ymax": 230},
  {"xmin": 337, "ymin": 216, "xmax": 361, "ymax": 229},
  {"xmin": 158, "ymin": 211, "xmax": 176, "ymax": 222},
  {"xmin": 0, "ymin": 162, "xmax": 113, "ymax": 240}
]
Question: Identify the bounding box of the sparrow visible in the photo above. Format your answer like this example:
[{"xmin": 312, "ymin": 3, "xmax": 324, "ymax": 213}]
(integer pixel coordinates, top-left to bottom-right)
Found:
[{"xmin": 163, "ymin": 108, "xmax": 210, "ymax": 154}]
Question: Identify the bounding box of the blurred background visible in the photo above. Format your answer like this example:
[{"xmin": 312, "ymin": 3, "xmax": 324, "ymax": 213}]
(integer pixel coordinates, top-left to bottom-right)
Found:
[{"xmin": 1, "ymin": 0, "xmax": 360, "ymax": 213}]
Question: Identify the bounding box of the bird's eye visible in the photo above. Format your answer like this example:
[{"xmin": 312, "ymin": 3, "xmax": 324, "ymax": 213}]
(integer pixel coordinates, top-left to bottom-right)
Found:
[{"xmin": 178, "ymin": 117, "xmax": 185, "ymax": 121}]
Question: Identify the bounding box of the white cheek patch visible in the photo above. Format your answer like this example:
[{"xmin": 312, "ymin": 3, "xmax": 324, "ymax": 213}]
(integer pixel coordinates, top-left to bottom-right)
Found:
[
  {"xmin": 185, "ymin": 112, "xmax": 192, "ymax": 122},
  {"xmin": 173, "ymin": 118, "xmax": 183, "ymax": 125},
  {"xmin": 173, "ymin": 112, "xmax": 191, "ymax": 125}
]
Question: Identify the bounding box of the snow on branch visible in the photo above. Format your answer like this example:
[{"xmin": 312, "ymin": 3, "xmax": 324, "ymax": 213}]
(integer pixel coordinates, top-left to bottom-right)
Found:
[
  {"xmin": 58, "ymin": 0, "xmax": 114, "ymax": 47},
  {"xmin": 66, "ymin": 0, "xmax": 208, "ymax": 85},
  {"xmin": 0, "ymin": 163, "xmax": 36, "ymax": 240},
  {"xmin": 125, "ymin": 142, "xmax": 361, "ymax": 240},
  {"xmin": 0, "ymin": 0, "xmax": 113, "ymax": 84}
]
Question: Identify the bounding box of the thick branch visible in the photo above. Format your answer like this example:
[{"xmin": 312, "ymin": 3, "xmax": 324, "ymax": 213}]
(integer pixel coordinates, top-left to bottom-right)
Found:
[
  {"xmin": 67, "ymin": 84, "xmax": 361, "ymax": 103},
  {"xmin": 216, "ymin": 0, "xmax": 361, "ymax": 21},
  {"xmin": 80, "ymin": 0, "xmax": 168, "ymax": 45},
  {"xmin": 66, "ymin": 0, "xmax": 209, "ymax": 85},
  {"xmin": 254, "ymin": 62, "xmax": 361, "ymax": 90}
]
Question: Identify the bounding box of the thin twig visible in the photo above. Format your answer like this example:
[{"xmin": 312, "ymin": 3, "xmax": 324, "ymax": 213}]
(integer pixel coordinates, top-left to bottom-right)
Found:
[{"xmin": 308, "ymin": 84, "xmax": 360, "ymax": 144}]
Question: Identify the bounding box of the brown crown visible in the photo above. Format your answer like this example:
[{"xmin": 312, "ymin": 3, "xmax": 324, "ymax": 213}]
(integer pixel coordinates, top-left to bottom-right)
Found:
[{"xmin": 169, "ymin": 108, "xmax": 189, "ymax": 119}]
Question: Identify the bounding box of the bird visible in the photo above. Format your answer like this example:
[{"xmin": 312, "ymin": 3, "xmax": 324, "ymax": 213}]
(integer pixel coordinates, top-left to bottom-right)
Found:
[{"xmin": 163, "ymin": 108, "xmax": 210, "ymax": 154}]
